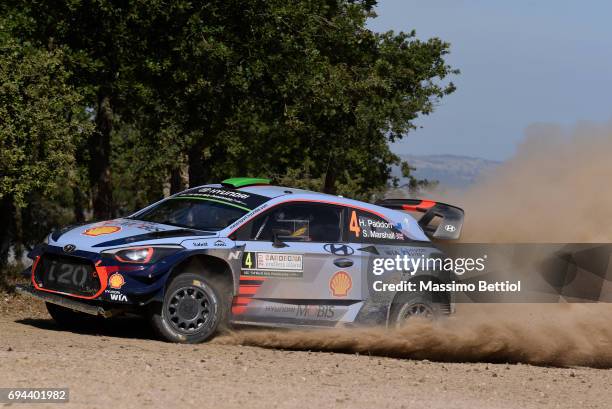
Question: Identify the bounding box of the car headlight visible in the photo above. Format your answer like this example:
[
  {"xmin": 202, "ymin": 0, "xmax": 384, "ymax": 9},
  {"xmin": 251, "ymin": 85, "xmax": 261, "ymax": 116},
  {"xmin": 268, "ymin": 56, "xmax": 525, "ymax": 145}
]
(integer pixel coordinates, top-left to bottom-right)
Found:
[
  {"xmin": 117, "ymin": 247, "xmax": 153, "ymax": 263},
  {"xmin": 102, "ymin": 245, "xmax": 183, "ymax": 264}
]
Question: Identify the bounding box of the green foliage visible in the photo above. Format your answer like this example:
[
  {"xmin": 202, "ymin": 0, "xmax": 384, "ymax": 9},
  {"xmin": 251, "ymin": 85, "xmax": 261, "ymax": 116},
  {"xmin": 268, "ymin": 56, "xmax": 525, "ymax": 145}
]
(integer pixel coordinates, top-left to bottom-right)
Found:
[
  {"xmin": 272, "ymin": 162, "xmax": 326, "ymax": 193},
  {"xmin": 141, "ymin": 0, "xmax": 457, "ymax": 196},
  {"xmin": 0, "ymin": 38, "xmax": 93, "ymax": 207},
  {"xmin": 0, "ymin": 0, "xmax": 457, "ymax": 268}
]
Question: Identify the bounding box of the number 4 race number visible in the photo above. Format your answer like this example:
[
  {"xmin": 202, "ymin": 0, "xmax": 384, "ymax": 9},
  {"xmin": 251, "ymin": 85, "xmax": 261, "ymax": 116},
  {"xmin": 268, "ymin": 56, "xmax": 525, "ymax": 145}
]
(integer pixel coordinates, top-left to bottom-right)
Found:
[
  {"xmin": 243, "ymin": 252, "xmax": 253, "ymax": 269},
  {"xmin": 349, "ymin": 210, "xmax": 361, "ymax": 238}
]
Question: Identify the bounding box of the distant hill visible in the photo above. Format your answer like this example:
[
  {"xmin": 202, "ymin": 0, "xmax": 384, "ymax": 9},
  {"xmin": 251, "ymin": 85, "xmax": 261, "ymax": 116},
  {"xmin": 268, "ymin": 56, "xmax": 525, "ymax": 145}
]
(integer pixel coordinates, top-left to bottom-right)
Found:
[{"xmin": 392, "ymin": 154, "xmax": 501, "ymax": 189}]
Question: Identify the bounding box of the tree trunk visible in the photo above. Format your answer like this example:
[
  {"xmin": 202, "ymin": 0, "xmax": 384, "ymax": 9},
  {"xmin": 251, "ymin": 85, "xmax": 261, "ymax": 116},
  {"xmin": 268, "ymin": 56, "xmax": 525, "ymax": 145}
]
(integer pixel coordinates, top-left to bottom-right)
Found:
[
  {"xmin": 89, "ymin": 94, "xmax": 114, "ymax": 220},
  {"xmin": 13, "ymin": 204, "xmax": 23, "ymax": 263},
  {"xmin": 323, "ymin": 167, "xmax": 337, "ymax": 194},
  {"xmin": 73, "ymin": 186, "xmax": 85, "ymax": 223},
  {"xmin": 188, "ymin": 139, "xmax": 208, "ymax": 187},
  {"xmin": 170, "ymin": 163, "xmax": 189, "ymax": 194},
  {"xmin": 0, "ymin": 196, "xmax": 15, "ymax": 270}
]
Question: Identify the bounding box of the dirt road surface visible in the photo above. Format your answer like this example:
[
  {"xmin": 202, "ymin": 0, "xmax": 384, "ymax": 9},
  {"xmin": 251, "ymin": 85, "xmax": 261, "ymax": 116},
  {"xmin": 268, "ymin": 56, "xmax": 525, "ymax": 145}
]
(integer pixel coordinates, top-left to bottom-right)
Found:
[{"xmin": 1, "ymin": 293, "xmax": 611, "ymax": 409}]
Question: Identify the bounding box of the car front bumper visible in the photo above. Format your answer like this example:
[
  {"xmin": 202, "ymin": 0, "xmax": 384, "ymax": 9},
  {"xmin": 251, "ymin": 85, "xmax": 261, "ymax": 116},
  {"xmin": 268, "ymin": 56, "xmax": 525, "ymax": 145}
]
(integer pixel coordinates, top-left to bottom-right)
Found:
[{"xmin": 15, "ymin": 284, "xmax": 119, "ymax": 318}]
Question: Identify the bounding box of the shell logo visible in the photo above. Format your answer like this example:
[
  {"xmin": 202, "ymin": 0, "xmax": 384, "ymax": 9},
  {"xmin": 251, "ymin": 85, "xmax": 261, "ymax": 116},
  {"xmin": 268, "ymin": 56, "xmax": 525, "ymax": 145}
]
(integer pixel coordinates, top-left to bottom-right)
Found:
[
  {"xmin": 108, "ymin": 273, "xmax": 125, "ymax": 289},
  {"xmin": 329, "ymin": 271, "xmax": 352, "ymax": 297},
  {"xmin": 83, "ymin": 226, "xmax": 121, "ymax": 236}
]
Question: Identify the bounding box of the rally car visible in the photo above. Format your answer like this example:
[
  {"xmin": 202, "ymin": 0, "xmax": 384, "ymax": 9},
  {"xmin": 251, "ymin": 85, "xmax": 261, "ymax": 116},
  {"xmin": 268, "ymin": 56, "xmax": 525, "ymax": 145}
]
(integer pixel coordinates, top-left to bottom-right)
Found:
[{"xmin": 16, "ymin": 177, "xmax": 464, "ymax": 343}]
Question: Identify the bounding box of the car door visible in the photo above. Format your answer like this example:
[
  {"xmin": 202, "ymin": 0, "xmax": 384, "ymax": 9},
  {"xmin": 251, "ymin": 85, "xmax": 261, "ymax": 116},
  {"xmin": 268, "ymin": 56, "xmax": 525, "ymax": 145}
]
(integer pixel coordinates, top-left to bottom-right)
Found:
[
  {"xmin": 344, "ymin": 207, "xmax": 414, "ymax": 300},
  {"xmin": 231, "ymin": 201, "xmax": 362, "ymax": 326}
]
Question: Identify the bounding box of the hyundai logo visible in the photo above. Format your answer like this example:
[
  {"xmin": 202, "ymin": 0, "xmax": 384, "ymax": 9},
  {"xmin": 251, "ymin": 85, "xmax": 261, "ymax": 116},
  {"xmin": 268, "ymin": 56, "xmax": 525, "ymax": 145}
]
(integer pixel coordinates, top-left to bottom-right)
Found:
[
  {"xmin": 63, "ymin": 244, "xmax": 76, "ymax": 253},
  {"xmin": 324, "ymin": 243, "xmax": 354, "ymax": 256}
]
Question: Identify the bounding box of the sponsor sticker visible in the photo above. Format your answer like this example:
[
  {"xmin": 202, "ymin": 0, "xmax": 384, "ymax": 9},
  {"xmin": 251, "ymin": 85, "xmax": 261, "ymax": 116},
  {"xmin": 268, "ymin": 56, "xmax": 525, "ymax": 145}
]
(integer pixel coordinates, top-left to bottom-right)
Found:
[
  {"xmin": 178, "ymin": 187, "xmax": 268, "ymax": 211},
  {"xmin": 83, "ymin": 226, "xmax": 121, "ymax": 237},
  {"xmin": 263, "ymin": 303, "xmax": 336, "ymax": 319},
  {"xmin": 241, "ymin": 252, "xmax": 303, "ymax": 278},
  {"xmin": 295, "ymin": 304, "xmax": 335, "ymax": 319},
  {"xmin": 228, "ymin": 202, "xmax": 269, "ymax": 231},
  {"xmin": 104, "ymin": 289, "xmax": 128, "ymax": 302},
  {"xmin": 192, "ymin": 187, "xmax": 251, "ymax": 200},
  {"xmin": 330, "ymin": 271, "xmax": 352, "ymax": 297},
  {"xmin": 256, "ymin": 253, "xmax": 303, "ymax": 271},
  {"xmin": 241, "ymin": 270, "xmax": 302, "ymax": 279},
  {"xmin": 228, "ymin": 251, "xmax": 242, "ymax": 260},
  {"xmin": 108, "ymin": 273, "xmax": 125, "ymax": 289}
]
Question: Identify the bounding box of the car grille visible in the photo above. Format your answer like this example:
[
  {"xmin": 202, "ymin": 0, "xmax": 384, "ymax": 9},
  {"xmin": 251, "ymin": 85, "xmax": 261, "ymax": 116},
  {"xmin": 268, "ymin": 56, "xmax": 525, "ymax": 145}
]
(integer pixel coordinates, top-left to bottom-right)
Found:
[{"xmin": 34, "ymin": 254, "xmax": 100, "ymax": 297}]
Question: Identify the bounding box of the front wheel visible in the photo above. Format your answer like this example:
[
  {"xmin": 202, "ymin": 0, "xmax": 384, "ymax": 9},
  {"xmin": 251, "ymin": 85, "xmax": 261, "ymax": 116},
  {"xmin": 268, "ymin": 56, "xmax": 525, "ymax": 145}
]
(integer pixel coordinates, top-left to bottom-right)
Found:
[{"xmin": 149, "ymin": 272, "xmax": 228, "ymax": 343}]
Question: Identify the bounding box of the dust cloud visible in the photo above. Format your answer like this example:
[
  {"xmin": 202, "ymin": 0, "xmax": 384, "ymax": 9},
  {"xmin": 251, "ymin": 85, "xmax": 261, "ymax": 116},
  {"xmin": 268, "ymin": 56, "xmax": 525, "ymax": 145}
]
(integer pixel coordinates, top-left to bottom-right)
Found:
[
  {"xmin": 220, "ymin": 121, "xmax": 612, "ymax": 367},
  {"xmin": 450, "ymin": 121, "xmax": 612, "ymax": 242},
  {"xmin": 216, "ymin": 304, "xmax": 612, "ymax": 368}
]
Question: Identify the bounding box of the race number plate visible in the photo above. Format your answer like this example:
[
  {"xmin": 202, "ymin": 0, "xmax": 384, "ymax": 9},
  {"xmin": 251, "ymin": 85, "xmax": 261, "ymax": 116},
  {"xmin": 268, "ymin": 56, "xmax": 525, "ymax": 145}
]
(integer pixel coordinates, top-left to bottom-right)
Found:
[{"xmin": 36, "ymin": 254, "xmax": 100, "ymax": 296}]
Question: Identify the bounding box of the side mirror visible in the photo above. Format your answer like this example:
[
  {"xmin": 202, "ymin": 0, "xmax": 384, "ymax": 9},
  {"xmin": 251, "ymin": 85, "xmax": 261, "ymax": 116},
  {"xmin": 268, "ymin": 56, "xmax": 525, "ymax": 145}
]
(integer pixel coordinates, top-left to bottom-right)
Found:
[{"xmin": 272, "ymin": 229, "xmax": 290, "ymax": 248}]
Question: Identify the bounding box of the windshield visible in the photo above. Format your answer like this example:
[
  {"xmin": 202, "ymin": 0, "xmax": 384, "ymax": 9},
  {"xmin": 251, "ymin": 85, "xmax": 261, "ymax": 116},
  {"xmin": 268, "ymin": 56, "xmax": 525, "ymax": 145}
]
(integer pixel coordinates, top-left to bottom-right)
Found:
[{"xmin": 132, "ymin": 187, "xmax": 269, "ymax": 231}]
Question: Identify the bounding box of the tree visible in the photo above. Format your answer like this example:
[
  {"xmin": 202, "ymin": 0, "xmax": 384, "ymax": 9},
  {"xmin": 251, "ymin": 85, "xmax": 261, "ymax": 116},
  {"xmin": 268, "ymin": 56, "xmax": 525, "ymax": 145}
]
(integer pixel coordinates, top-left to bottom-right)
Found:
[
  {"xmin": 133, "ymin": 0, "xmax": 457, "ymax": 200},
  {"xmin": 0, "ymin": 37, "xmax": 93, "ymax": 267},
  {"xmin": 2, "ymin": 0, "xmax": 457, "ymax": 233},
  {"xmin": 3, "ymin": 0, "xmax": 171, "ymax": 219}
]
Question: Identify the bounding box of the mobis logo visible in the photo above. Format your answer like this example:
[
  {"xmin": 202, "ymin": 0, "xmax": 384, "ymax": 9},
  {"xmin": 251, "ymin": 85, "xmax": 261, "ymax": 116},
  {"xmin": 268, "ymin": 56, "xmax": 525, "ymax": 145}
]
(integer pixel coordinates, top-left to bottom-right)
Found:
[{"xmin": 372, "ymin": 255, "xmax": 487, "ymax": 276}]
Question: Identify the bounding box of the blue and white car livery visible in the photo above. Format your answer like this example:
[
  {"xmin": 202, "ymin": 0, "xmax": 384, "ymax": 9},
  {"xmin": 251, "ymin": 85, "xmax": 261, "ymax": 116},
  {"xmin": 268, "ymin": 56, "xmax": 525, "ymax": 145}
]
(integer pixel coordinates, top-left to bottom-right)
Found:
[{"xmin": 18, "ymin": 177, "xmax": 464, "ymax": 343}]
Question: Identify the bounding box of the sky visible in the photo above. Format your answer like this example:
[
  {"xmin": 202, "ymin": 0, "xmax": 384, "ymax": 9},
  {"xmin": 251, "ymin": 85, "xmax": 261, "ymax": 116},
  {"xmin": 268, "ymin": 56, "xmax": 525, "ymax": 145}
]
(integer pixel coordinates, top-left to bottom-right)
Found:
[{"xmin": 367, "ymin": 0, "xmax": 612, "ymax": 161}]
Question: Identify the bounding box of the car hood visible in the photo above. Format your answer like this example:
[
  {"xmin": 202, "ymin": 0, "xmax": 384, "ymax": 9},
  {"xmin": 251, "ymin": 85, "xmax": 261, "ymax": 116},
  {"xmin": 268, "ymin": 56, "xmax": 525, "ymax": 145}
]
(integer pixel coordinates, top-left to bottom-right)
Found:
[{"xmin": 49, "ymin": 218, "xmax": 216, "ymax": 251}]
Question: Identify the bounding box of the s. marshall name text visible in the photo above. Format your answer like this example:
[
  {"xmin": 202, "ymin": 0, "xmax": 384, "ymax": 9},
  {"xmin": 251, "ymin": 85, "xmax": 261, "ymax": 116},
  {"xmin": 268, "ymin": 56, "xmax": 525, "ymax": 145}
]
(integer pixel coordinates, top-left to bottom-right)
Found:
[{"xmin": 373, "ymin": 280, "xmax": 522, "ymax": 293}]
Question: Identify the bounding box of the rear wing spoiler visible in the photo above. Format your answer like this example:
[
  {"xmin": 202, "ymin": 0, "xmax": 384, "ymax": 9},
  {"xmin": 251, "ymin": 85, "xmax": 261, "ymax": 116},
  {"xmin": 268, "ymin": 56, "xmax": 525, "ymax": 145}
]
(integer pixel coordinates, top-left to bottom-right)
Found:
[{"xmin": 375, "ymin": 199, "xmax": 464, "ymax": 240}]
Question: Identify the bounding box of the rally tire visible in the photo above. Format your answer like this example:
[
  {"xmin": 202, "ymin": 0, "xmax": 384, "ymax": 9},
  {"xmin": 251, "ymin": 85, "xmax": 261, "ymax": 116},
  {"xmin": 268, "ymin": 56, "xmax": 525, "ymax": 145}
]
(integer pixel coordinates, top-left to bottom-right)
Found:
[
  {"xmin": 46, "ymin": 302, "xmax": 97, "ymax": 329},
  {"xmin": 150, "ymin": 272, "xmax": 228, "ymax": 343},
  {"xmin": 389, "ymin": 293, "xmax": 445, "ymax": 328}
]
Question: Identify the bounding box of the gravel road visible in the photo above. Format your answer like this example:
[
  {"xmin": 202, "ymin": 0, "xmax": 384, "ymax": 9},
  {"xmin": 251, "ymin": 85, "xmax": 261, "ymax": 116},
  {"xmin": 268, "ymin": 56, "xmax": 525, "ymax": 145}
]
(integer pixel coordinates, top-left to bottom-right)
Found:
[{"xmin": 1, "ymin": 294, "xmax": 611, "ymax": 409}]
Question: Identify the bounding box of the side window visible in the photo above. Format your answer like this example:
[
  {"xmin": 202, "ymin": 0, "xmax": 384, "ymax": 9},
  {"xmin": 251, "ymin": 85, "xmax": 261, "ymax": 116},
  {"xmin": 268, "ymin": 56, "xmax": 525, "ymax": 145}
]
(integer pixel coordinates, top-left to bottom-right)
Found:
[
  {"xmin": 346, "ymin": 209, "xmax": 405, "ymax": 243},
  {"xmin": 238, "ymin": 202, "xmax": 342, "ymax": 243}
]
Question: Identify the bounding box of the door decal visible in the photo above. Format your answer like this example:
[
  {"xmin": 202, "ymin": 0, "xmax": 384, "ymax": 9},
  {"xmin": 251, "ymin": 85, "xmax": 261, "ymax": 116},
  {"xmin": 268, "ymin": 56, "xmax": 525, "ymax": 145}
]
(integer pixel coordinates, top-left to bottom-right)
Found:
[
  {"xmin": 241, "ymin": 252, "xmax": 304, "ymax": 278},
  {"xmin": 329, "ymin": 271, "xmax": 352, "ymax": 297}
]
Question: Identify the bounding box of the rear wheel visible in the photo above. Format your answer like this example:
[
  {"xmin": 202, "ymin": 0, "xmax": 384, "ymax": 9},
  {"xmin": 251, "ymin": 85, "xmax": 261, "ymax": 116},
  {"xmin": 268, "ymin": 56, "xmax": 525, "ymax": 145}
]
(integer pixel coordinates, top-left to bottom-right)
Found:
[
  {"xmin": 150, "ymin": 272, "xmax": 228, "ymax": 343},
  {"xmin": 389, "ymin": 293, "xmax": 446, "ymax": 328}
]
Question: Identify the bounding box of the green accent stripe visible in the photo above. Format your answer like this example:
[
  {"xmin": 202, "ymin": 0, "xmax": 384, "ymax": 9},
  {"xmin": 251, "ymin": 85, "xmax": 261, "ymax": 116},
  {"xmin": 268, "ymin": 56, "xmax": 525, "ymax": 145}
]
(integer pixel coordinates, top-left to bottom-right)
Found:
[
  {"xmin": 172, "ymin": 196, "xmax": 251, "ymax": 212},
  {"xmin": 221, "ymin": 177, "xmax": 270, "ymax": 188}
]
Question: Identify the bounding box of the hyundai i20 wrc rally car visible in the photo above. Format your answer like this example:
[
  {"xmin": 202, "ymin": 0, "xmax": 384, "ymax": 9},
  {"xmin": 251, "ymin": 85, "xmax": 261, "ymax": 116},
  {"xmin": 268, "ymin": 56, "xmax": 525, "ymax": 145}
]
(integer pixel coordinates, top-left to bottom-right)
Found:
[{"xmin": 17, "ymin": 177, "xmax": 464, "ymax": 343}]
